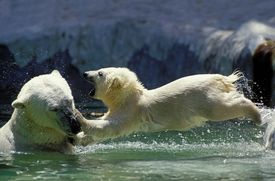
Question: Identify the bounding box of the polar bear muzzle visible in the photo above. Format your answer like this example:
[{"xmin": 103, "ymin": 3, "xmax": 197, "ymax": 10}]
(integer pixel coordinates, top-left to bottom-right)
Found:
[{"xmin": 59, "ymin": 109, "xmax": 81, "ymax": 135}]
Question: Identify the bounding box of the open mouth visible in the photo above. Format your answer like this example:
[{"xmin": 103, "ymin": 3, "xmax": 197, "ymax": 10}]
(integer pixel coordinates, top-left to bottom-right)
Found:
[
  {"xmin": 83, "ymin": 74, "xmax": 96, "ymax": 97},
  {"xmin": 66, "ymin": 119, "xmax": 80, "ymax": 145},
  {"xmin": 86, "ymin": 79, "xmax": 96, "ymax": 97},
  {"xmin": 60, "ymin": 109, "xmax": 81, "ymax": 134},
  {"xmin": 68, "ymin": 117, "xmax": 81, "ymax": 135},
  {"xmin": 87, "ymin": 80, "xmax": 96, "ymax": 97},
  {"xmin": 67, "ymin": 135, "xmax": 76, "ymax": 145},
  {"xmin": 89, "ymin": 85, "xmax": 96, "ymax": 97}
]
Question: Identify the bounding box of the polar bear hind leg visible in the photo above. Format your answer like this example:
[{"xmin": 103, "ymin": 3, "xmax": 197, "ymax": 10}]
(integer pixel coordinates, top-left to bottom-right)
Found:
[
  {"xmin": 204, "ymin": 72, "xmax": 261, "ymax": 124},
  {"xmin": 206, "ymin": 96, "xmax": 261, "ymax": 124}
]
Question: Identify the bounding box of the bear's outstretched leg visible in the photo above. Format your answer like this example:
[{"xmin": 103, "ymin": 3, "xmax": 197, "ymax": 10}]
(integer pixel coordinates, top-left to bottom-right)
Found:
[{"xmin": 206, "ymin": 97, "xmax": 261, "ymax": 124}]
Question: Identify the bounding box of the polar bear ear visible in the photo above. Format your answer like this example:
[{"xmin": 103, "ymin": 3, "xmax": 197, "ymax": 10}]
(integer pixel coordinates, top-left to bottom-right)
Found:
[
  {"xmin": 51, "ymin": 70, "xmax": 62, "ymax": 77},
  {"xmin": 12, "ymin": 99, "xmax": 25, "ymax": 109},
  {"xmin": 110, "ymin": 77, "xmax": 122, "ymax": 89}
]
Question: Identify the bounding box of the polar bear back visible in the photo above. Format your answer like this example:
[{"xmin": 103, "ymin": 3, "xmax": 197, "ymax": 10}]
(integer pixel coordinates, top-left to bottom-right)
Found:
[
  {"xmin": 141, "ymin": 74, "xmax": 243, "ymax": 131},
  {"xmin": 153, "ymin": 74, "xmax": 237, "ymax": 93}
]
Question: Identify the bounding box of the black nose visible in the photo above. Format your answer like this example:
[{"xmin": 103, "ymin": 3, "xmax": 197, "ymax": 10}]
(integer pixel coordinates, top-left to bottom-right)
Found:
[{"xmin": 83, "ymin": 72, "xmax": 88, "ymax": 78}]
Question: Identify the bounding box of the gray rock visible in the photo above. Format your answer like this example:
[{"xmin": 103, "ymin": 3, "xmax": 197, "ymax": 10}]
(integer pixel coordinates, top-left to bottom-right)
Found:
[{"xmin": 1, "ymin": 0, "xmax": 275, "ymax": 105}]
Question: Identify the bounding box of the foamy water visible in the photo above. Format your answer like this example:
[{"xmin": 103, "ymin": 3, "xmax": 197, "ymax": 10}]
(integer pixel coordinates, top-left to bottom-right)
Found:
[{"xmin": 1, "ymin": 104, "xmax": 275, "ymax": 180}]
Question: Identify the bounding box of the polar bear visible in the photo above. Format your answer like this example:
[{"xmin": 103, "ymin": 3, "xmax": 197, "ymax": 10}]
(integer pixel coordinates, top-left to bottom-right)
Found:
[
  {"xmin": 0, "ymin": 70, "xmax": 81, "ymax": 153},
  {"xmin": 263, "ymin": 111, "xmax": 275, "ymax": 150},
  {"xmin": 77, "ymin": 67, "xmax": 261, "ymax": 145}
]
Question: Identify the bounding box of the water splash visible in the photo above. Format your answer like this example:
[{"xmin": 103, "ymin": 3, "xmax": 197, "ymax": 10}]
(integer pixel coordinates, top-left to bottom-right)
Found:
[
  {"xmin": 234, "ymin": 72, "xmax": 265, "ymax": 106},
  {"xmin": 260, "ymin": 107, "xmax": 275, "ymax": 149}
]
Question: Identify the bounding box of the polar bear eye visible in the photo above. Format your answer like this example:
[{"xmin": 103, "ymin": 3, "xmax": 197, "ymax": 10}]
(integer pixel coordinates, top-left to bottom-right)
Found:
[{"xmin": 98, "ymin": 71, "xmax": 104, "ymax": 77}]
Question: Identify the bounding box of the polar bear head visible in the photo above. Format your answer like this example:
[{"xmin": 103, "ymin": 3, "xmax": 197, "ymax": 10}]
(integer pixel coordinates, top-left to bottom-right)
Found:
[
  {"xmin": 83, "ymin": 67, "xmax": 144, "ymax": 107},
  {"xmin": 11, "ymin": 70, "xmax": 81, "ymax": 148}
]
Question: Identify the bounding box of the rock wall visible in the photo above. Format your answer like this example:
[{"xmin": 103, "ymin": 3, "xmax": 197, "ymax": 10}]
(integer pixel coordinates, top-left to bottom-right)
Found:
[{"xmin": 1, "ymin": 0, "xmax": 275, "ymax": 105}]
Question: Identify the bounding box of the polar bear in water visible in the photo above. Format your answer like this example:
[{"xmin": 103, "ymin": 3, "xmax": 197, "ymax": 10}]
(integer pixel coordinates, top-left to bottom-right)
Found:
[
  {"xmin": 77, "ymin": 67, "xmax": 261, "ymax": 145},
  {"xmin": 263, "ymin": 111, "xmax": 275, "ymax": 150},
  {"xmin": 0, "ymin": 71, "xmax": 81, "ymax": 153}
]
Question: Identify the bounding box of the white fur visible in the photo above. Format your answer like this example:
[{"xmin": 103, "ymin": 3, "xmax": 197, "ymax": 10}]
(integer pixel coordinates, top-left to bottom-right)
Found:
[
  {"xmin": 263, "ymin": 110, "xmax": 275, "ymax": 150},
  {"xmin": 0, "ymin": 71, "xmax": 78, "ymax": 153},
  {"xmin": 78, "ymin": 67, "xmax": 261, "ymax": 145}
]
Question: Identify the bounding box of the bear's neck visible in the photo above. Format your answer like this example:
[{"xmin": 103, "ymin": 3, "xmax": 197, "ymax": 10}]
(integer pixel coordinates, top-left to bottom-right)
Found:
[
  {"xmin": 9, "ymin": 109, "xmax": 71, "ymax": 152},
  {"xmin": 103, "ymin": 86, "xmax": 144, "ymax": 114}
]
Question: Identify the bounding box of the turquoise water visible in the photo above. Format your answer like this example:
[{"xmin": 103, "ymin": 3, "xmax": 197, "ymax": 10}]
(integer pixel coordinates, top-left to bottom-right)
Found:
[{"xmin": 1, "ymin": 119, "xmax": 274, "ymax": 181}]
